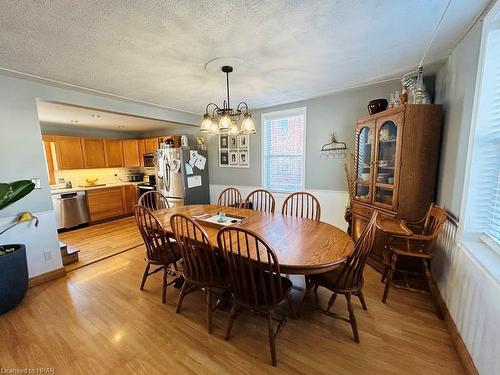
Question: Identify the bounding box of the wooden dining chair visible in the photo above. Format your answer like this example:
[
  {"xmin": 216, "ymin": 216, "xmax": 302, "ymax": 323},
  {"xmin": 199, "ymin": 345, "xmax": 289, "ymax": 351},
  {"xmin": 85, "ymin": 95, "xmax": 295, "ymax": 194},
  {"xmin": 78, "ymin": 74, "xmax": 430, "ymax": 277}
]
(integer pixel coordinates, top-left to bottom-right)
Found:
[
  {"xmin": 138, "ymin": 191, "xmax": 170, "ymax": 211},
  {"xmin": 134, "ymin": 205, "xmax": 181, "ymax": 304},
  {"xmin": 281, "ymin": 192, "xmax": 321, "ymax": 221},
  {"xmin": 381, "ymin": 204, "xmax": 447, "ymax": 318},
  {"xmin": 244, "ymin": 189, "xmax": 276, "ymax": 213},
  {"xmin": 217, "ymin": 227, "xmax": 293, "ymax": 367},
  {"xmin": 308, "ymin": 212, "xmax": 378, "ymax": 343},
  {"xmin": 217, "ymin": 187, "xmax": 242, "ymax": 207},
  {"xmin": 170, "ymin": 214, "xmax": 231, "ymax": 334}
]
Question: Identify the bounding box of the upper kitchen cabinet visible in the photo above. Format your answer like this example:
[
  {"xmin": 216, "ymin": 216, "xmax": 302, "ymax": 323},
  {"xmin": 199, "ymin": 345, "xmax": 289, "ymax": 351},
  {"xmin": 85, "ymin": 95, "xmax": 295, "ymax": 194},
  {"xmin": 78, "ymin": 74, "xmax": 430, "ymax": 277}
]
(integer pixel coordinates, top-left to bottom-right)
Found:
[
  {"xmin": 42, "ymin": 135, "xmax": 56, "ymax": 184},
  {"xmin": 82, "ymin": 138, "xmax": 107, "ymax": 168},
  {"xmin": 144, "ymin": 138, "xmax": 159, "ymax": 153},
  {"xmin": 138, "ymin": 139, "xmax": 146, "ymax": 167},
  {"xmin": 53, "ymin": 135, "xmax": 85, "ymax": 170},
  {"xmin": 104, "ymin": 140, "xmax": 124, "ymax": 167},
  {"xmin": 122, "ymin": 139, "xmax": 141, "ymax": 167}
]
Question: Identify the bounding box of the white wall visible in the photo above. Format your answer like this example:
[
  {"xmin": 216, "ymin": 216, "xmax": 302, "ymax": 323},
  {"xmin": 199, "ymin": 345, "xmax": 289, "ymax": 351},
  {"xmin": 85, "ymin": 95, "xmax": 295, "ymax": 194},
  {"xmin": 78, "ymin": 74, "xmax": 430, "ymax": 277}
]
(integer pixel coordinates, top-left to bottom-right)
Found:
[
  {"xmin": 433, "ymin": 19, "xmax": 500, "ymax": 375},
  {"xmin": 0, "ymin": 72, "xmax": 199, "ymax": 277}
]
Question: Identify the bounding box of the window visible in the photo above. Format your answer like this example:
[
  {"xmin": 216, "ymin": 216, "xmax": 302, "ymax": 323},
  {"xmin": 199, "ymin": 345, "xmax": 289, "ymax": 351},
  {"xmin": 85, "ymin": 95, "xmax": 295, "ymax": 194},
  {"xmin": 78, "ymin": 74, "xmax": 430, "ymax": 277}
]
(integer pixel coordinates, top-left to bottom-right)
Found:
[
  {"xmin": 262, "ymin": 107, "xmax": 306, "ymax": 192},
  {"xmin": 464, "ymin": 5, "xmax": 500, "ymax": 252}
]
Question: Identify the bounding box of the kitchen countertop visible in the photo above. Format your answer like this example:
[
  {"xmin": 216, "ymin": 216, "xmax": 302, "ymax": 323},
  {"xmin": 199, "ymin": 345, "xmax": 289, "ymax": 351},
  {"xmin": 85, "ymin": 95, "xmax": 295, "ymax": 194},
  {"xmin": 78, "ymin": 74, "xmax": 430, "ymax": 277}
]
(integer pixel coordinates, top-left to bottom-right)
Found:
[{"xmin": 50, "ymin": 181, "xmax": 142, "ymax": 195}]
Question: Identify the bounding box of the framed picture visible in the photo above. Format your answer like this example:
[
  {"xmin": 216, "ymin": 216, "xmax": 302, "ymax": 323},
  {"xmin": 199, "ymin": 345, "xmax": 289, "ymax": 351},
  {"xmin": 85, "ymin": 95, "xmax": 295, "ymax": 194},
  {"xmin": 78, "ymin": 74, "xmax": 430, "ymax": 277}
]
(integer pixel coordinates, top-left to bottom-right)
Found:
[
  {"xmin": 218, "ymin": 134, "xmax": 250, "ymax": 168},
  {"xmin": 239, "ymin": 134, "xmax": 249, "ymax": 149},
  {"xmin": 229, "ymin": 136, "xmax": 238, "ymax": 149},
  {"xmin": 220, "ymin": 151, "xmax": 229, "ymax": 165},
  {"xmin": 239, "ymin": 151, "xmax": 248, "ymax": 166},
  {"xmin": 229, "ymin": 151, "xmax": 239, "ymax": 166},
  {"xmin": 220, "ymin": 135, "xmax": 229, "ymax": 149}
]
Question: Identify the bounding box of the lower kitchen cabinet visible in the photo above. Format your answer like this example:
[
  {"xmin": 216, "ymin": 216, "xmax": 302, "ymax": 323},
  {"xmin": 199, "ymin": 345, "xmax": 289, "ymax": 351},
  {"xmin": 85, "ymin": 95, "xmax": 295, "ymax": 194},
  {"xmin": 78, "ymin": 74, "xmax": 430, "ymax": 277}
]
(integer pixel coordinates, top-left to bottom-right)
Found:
[
  {"xmin": 87, "ymin": 187, "xmax": 127, "ymax": 223},
  {"xmin": 86, "ymin": 185, "xmax": 138, "ymax": 223}
]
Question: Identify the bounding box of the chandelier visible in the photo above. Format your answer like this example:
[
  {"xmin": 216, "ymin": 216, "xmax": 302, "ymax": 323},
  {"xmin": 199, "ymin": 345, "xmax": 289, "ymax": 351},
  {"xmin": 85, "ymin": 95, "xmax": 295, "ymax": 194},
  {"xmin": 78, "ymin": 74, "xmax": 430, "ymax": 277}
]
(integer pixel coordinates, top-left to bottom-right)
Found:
[{"xmin": 200, "ymin": 65, "xmax": 256, "ymax": 135}]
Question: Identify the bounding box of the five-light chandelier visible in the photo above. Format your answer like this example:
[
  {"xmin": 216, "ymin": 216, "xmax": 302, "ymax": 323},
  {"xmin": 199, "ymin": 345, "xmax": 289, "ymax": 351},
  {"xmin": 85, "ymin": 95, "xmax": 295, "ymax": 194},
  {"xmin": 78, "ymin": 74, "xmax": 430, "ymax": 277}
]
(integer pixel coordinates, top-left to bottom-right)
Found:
[{"xmin": 200, "ymin": 65, "xmax": 256, "ymax": 135}]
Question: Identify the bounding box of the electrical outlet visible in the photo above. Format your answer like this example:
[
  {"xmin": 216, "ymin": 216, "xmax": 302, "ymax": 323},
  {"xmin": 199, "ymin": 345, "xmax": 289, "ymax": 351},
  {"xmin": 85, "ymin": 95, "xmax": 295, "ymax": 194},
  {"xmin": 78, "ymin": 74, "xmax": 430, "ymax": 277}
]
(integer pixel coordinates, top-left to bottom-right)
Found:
[
  {"xmin": 43, "ymin": 251, "xmax": 52, "ymax": 261},
  {"xmin": 31, "ymin": 178, "xmax": 41, "ymax": 189},
  {"xmin": 57, "ymin": 178, "xmax": 65, "ymax": 184}
]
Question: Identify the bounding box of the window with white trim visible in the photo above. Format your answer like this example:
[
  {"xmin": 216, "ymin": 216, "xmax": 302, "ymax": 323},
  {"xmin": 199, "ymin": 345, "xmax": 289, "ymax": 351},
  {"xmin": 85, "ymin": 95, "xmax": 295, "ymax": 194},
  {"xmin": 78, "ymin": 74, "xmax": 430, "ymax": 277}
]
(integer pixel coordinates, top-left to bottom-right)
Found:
[
  {"xmin": 262, "ymin": 108, "xmax": 306, "ymax": 192},
  {"xmin": 464, "ymin": 7, "xmax": 500, "ymax": 251}
]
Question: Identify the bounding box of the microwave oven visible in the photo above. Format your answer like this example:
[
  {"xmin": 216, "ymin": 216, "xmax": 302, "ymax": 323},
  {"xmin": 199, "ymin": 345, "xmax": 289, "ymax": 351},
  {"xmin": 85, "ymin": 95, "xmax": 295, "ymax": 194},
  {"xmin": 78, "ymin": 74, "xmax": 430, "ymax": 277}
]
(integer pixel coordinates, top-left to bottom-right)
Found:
[{"xmin": 143, "ymin": 153, "xmax": 155, "ymax": 167}]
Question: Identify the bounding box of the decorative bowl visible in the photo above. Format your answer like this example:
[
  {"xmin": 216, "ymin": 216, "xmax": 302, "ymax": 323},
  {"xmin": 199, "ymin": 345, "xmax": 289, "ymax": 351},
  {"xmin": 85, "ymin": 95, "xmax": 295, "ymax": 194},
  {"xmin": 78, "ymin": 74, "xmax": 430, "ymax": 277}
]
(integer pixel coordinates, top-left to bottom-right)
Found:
[{"xmin": 368, "ymin": 99, "xmax": 388, "ymax": 115}]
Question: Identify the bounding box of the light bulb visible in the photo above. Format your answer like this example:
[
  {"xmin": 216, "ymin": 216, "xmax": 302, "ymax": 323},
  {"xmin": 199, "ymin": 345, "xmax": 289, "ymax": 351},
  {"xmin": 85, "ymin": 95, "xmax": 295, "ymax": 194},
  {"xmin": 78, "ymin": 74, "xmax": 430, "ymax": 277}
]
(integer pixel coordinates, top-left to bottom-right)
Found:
[
  {"xmin": 200, "ymin": 114, "xmax": 213, "ymax": 133},
  {"xmin": 240, "ymin": 113, "xmax": 256, "ymax": 134},
  {"xmin": 228, "ymin": 122, "xmax": 239, "ymax": 136}
]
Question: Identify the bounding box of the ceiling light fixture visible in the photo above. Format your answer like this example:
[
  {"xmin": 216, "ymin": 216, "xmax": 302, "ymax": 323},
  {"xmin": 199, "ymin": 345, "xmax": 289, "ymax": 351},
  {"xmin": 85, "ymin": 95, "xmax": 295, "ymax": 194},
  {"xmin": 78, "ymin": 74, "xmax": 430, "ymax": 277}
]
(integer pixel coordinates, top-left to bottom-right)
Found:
[
  {"xmin": 70, "ymin": 120, "xmax": 78, "ymax": 123},
  {"xmin": 200, "ymin": 65, "xmax": 255, "ymax": 135},
  {"xmin": 92, "ymin": 114, "xmax": 101, "ymax": 118}
]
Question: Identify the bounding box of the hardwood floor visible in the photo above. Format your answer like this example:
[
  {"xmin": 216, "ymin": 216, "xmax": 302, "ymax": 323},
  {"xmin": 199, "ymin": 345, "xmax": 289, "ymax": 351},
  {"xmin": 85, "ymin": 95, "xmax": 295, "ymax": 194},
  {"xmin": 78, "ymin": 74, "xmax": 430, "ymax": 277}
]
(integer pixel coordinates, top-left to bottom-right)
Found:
[
  {"xmin": 59, "ymin": 216, "xmax": 143, "ymax": 272},
  {"xmin": 0, "ymin": 246, "xmax": 463, "ymax": 374}
]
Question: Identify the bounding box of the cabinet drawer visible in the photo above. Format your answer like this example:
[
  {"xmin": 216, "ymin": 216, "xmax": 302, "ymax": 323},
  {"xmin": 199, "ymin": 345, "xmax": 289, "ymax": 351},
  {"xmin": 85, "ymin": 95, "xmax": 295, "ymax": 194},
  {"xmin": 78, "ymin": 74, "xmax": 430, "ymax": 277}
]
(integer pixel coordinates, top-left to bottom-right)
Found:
[
  {"xmin": 87, "ymin": 187, "xmax": 126, "ymax": 222},
  {"xmin": 352, "ymin": 203, "xmax": 375, "ymax": 219}
]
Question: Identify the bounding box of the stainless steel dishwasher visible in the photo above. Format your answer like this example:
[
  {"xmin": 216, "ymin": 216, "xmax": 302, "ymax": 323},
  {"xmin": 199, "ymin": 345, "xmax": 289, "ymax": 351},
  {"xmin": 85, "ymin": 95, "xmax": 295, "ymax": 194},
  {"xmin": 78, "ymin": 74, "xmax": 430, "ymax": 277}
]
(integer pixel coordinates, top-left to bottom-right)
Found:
[{"xmin": 52, "ymin": 191, "xmax": 89, "ymax": 229}]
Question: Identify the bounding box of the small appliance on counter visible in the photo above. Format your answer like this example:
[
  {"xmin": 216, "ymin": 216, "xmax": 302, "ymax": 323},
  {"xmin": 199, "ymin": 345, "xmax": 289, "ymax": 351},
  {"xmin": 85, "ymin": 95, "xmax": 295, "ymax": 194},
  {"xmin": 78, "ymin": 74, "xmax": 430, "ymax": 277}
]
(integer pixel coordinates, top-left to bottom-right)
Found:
[{"xmin": 127, "ymin": 172, "xmax": 144, "ymax": 182}]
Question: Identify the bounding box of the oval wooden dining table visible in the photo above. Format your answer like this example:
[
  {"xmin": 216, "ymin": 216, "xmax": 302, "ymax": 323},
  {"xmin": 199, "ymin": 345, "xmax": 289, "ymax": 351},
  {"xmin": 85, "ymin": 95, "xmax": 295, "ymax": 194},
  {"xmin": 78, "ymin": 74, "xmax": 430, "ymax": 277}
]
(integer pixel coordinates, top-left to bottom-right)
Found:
[{"xmin": 152, "ymin": 204, "xmax": 354, "ymax": 275}]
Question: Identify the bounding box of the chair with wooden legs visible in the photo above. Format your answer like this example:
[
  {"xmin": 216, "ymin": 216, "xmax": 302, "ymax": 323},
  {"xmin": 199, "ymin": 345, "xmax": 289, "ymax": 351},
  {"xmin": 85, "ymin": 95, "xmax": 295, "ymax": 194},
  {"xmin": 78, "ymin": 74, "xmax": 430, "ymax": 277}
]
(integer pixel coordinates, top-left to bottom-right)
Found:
[
  {"xmin": 244, "ymin": 189, "xmax": 276, "ymax": 213},
  {"xmin": 217, "ymin": 227, "xmax": 293, "ymax": 367},
  {"xmin": 380, "ymin": 203, "xmax": 447, "ymax": 319},
  {"xmin": 138, "ymin": 190, "xmax": 170, "ymax": 211},
  {"xmin": 281, "ymin": 192, "xmax": 321, "ymax": 221},
  {"xmin": 170, "ymin": 214, "xmax": 230, "ymax": 334},
  {"xmin": 308, "ymin": 212, "xmax": 378, "ymax": 343},
  {"xmin": 217, "ymin": 187, "xmax": 242, "ymax": 207},
  {"xmin": 134, "ymin": 205, "xmax": 181, "ymax": 303}
]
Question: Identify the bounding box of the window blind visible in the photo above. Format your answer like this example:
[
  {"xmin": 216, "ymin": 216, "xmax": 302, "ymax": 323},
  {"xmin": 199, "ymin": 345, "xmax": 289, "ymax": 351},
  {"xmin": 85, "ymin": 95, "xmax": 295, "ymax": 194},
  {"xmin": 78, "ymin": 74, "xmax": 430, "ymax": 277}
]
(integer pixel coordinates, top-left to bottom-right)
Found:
[
  {"xmin": 469, "ymin": 28, "xmax": 500, "ymax": 246},
  {"xmin": 262, "ymin": 109, "xmax": 306, "ymax": 192}
]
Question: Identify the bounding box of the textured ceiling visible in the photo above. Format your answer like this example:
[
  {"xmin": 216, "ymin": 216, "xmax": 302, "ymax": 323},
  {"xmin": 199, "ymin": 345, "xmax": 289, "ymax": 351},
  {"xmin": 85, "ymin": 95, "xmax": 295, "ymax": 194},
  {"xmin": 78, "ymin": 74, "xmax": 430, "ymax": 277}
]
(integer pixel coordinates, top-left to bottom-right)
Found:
[
  {"xmin": 0, "ymin": 0, "xmax": 490, "ymax": 114},
  {"xmin": 36, "ymin": 101, "xmax": 174, "ymax": 132}
]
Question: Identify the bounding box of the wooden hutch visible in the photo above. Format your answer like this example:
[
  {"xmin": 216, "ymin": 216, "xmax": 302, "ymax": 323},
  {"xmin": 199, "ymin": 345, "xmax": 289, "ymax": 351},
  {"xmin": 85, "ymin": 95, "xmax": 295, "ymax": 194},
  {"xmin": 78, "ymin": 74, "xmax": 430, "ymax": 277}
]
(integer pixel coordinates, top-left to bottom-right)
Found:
[{"xmin": 351, "ymin": 104, "xmax": 443, "ymax": 272}]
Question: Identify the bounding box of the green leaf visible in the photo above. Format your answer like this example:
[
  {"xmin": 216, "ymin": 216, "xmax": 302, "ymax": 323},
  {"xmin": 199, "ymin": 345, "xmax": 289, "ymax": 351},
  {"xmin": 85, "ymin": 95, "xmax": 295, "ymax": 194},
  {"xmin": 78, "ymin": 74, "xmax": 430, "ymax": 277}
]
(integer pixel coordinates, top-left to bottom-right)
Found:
[{"xmin": 0, "ymin": 180, "xmax": 35, "ymax": 210}]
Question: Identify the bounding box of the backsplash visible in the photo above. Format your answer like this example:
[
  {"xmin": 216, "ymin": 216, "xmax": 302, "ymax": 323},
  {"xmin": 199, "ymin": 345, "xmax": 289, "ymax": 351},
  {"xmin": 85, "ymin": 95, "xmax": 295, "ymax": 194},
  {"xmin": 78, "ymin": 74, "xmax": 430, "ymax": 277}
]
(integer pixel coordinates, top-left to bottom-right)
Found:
[{"xmin": 52, "ymin": 167, "xmax": 147, "ymax": 188}]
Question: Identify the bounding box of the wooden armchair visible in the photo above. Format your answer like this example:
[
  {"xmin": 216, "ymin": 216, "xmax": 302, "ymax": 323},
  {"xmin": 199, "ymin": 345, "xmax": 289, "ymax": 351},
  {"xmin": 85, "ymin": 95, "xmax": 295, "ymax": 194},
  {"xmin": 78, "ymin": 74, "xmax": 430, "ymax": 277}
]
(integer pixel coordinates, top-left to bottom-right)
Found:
[
  {"xmin": 281, "ymin": 192, "xmax": 321, "ymax": 221},
  {"xmin": 244, "ymin": 189, "xmax": 276, "ymax": 213},
  {"xmin": 138, "ymin": 191, "xmax": 170, "ymax": 211},
  {"xmin": 380, "ymin": 203, "xmax": 447, "ymax": 318}
]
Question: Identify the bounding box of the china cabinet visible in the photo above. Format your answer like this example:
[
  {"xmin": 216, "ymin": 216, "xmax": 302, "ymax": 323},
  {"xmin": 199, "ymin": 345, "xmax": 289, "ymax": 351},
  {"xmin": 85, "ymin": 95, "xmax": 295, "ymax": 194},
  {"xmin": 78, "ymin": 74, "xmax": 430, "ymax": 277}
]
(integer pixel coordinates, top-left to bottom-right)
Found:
[{"xmin": 351, "ymin": 104, "xmax": 443, "ymax": 272}]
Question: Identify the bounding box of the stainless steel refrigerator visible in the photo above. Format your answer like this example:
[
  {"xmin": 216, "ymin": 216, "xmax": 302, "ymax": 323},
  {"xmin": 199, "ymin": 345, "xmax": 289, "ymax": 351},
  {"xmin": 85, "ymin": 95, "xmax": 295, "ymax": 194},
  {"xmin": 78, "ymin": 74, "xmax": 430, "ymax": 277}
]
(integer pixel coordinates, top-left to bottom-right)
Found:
[{"xmin": 155, "ymin": 146, "xmax": 210, "ymax": 206}]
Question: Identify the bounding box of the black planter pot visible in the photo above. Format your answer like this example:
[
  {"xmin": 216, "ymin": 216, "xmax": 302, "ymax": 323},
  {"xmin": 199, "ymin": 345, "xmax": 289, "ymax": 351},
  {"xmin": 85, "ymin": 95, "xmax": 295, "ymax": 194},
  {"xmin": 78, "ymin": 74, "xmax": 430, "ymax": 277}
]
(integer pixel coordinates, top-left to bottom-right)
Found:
[{"xmin": 0, "ymin": 244, "xmax": 28, "ymax": 314}]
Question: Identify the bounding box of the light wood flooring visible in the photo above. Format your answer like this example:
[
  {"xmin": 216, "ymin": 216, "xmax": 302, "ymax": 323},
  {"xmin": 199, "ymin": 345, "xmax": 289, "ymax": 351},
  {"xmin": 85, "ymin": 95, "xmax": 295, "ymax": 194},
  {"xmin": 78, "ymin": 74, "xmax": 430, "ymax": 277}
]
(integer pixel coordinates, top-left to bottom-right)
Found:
[
  {"xmin": 59, "ymin": 216, "xmax": 143, "ymax": 272},
  {"xmin": 0, "ymin": 246, "xmax": 463, "ymax": 374}
]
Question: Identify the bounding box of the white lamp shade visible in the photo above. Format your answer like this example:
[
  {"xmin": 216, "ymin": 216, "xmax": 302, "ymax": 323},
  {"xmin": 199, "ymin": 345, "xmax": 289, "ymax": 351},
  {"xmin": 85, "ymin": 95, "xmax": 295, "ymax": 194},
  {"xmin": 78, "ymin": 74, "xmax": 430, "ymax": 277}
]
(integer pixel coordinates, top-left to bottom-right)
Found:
[
  {"xmin": 200, "ymin": 114, "xmax": 213, "ymax": 133},
  {"xmin": 240, "ymin": 113, "xmax": 256, "ymax": 134},
  {"xmin": 219, "ymin": 115, "xmax": 232, "ymax": 131}
]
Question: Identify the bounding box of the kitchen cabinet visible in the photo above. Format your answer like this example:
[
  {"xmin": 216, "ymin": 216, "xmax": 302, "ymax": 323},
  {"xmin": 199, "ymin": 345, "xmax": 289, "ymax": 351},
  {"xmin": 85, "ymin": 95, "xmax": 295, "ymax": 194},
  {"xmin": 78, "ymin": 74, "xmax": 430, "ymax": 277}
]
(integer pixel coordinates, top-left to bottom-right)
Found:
[
  {"xmin": 104, "ymin": 140, "xmax": 124, "ymax": 167},
  {"xmin": 42, "ymin": 135, "xmax": 56, "ymax": 185},
  {"xmin": 122, "ymin": 139, "xmax": 141, "ymax": 167},
  {"xmin": 351, "ymin": 104, "xmax": 443, "ymax": 272},
  {"xmin": 144, "ymin": 138, "xmax": 159, "ymax": 153},
  {"xmin": 82, "ymin": 138, "xmax": 107, "ymax": 168},
  {"xmin": 53, "ymin": 136, "xmax": 85, "ymax": 170},
  {"xmin": 138, "ymin": 139, "xmax": 146, "ymax": 167},
  {"xmin": 124, "ymin": 184, "xmax": 138, "ymax": 214},
  {"xmin": 86, "ymin": 187, "xmax": 127, "ymax": 222}
]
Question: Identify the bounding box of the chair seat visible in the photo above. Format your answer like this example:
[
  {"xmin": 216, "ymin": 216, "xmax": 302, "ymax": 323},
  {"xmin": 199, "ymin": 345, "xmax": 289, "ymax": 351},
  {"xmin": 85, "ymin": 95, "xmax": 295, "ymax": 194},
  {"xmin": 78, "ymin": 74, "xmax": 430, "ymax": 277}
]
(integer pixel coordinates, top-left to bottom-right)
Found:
[
  {"xmin": 310, "ymin": 263, "xmax": 362, "ymax": 292},
  {"xmin": 388, "ymin": 244, "xmax": 432, "ymax": 259},
  {"xmin": 236, "ymin": 273, "xmax": 293, "ymax": 307}
]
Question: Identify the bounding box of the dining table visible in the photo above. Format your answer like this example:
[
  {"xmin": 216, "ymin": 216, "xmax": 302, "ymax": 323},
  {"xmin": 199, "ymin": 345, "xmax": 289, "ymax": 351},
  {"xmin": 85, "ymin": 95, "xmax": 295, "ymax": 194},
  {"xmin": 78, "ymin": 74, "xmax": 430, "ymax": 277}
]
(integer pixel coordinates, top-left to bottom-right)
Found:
[{"xmin": 152, "ymin": 204, "xmax": 354, "ymax": 275}]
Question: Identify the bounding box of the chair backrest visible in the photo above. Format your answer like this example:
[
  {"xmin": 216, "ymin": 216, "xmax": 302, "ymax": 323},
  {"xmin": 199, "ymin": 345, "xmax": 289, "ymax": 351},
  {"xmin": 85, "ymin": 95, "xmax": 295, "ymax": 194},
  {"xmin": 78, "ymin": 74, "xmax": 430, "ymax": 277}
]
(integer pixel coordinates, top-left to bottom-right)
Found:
[
  {"xmin": 217, "ymin": 187, "xmax": 242, "ymax": 207},
  {"xmin": 170, "ymin": 214, "xmax": 223, "ymax": 285},
  {"xmin": 421, "ymin": 203, "xmax": 448, "ymax": 237},
  {"xmin": 334, "ymin": 211, "xmax": 378, "ymax": 290},
  {"xmin": 217, "ymin": 227, "xmax": 284, "ymax": 307},
  {"xmin": 281, "ymin": 192, "xmax": 321, "ymax": 221},
  {"xmin": 138, "ymin": 191, "xmax": 170, "ymax": 211},
  {"xmin": 244, "ymin": 189, "xmax": 276, "ymax": 213},
  {"xmin": 134, "ymin": 205, "xmax": 178, "ymax": 265}
]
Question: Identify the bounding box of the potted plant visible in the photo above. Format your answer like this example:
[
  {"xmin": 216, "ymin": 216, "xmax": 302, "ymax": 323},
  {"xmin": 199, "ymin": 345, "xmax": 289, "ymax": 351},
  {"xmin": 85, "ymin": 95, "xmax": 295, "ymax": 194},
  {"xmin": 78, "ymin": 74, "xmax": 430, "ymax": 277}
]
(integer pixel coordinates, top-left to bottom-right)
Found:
[{"xmin": 0, "ymin": 180, "xmax": 37, "ymax": 314}]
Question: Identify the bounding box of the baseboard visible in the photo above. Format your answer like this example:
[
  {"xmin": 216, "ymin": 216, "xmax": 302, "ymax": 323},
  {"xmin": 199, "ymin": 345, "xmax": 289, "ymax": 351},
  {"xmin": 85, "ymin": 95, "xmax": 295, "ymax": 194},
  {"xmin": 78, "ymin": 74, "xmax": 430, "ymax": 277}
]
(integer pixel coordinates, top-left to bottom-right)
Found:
[
  {"xmin": 29, "ymin": 267, "xmax": 67, "ymax": 288},
  {"xmin": 435, "ymin": 287, "xmax": 478, "ymax": 375}
]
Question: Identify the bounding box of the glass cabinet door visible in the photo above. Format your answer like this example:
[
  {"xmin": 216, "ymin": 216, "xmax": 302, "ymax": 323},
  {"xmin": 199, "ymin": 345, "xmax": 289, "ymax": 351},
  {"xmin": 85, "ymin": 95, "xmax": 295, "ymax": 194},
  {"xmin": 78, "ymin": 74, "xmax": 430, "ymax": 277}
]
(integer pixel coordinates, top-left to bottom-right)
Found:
[
  {"xmin": 354, "ymin": 125, "xmax": 373, "ymax": 201},
  {"xmin": 373, "ymin": 120, "xmax": 398, "ymax": 208}
]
